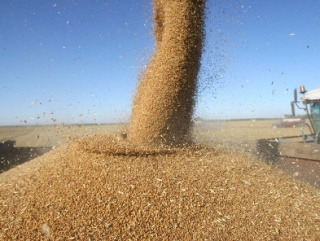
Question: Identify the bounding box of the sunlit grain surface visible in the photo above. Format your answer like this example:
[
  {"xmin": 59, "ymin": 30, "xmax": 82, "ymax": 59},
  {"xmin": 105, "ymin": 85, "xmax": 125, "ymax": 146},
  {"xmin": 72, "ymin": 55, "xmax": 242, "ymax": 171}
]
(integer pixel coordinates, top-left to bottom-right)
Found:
[{"xmin": 0, "ymin": 122, "xmax": 319, "ymax": 240}]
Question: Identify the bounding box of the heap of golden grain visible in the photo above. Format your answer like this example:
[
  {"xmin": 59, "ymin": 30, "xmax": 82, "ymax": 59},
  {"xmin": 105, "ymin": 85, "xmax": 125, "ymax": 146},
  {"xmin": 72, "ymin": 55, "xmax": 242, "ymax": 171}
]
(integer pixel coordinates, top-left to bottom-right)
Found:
[{"xmin": 1, "ymin": 0, "xmax": 320, "ymax": 240}]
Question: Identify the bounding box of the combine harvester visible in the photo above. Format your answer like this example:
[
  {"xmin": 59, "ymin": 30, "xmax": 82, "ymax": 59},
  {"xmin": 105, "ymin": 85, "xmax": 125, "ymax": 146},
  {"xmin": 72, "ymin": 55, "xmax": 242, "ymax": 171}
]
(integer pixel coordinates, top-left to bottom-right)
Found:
[{"xmin": 258, "ymin": 86, "xmax": 320, "ymax": 161}]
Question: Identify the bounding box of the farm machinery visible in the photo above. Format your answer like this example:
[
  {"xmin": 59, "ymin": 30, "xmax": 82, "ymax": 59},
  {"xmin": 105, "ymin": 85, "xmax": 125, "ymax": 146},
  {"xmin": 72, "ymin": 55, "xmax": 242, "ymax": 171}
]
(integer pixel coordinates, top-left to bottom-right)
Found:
[
  {"xmin": 291, "ymin": 86, "xmax": 320, "ymax": 144},
  {"xmin": 257, "ymin": 86, "xmax": 320, "ymax": 162}
]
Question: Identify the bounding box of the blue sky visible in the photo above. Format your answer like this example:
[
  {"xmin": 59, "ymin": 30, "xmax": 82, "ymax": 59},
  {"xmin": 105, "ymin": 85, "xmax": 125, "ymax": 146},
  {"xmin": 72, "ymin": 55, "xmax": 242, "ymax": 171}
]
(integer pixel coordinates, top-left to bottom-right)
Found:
[{"xmin": 0, "ymin": 0, "xmax": 319, "ymax": 125}]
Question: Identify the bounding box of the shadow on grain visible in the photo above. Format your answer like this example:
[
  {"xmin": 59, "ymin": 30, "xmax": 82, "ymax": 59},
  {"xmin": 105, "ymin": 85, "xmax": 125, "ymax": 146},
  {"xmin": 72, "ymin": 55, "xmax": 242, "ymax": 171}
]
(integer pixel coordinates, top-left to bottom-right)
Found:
[{"xmin": 0, "ymin": 140, "xmax": 52, "ymax": 173}]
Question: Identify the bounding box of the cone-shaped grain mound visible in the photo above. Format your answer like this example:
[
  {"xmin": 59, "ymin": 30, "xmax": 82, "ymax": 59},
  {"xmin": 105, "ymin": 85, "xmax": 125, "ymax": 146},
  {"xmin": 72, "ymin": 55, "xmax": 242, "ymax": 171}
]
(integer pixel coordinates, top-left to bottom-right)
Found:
[
  {"xmin": 130, "ymin": 0, "xmax": 205, "ymax": 146},
  {"xmin": 1, "ymin": 137, "xmax": 320, "ymax": 240}
]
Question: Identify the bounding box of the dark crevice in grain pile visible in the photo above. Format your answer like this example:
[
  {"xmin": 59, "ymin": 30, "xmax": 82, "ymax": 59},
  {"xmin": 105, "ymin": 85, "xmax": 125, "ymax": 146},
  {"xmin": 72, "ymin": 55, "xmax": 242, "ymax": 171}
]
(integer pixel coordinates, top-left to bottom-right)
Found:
[{"xmin": 130, "ymin": 0, "xmax": 205, "ymax": 147}]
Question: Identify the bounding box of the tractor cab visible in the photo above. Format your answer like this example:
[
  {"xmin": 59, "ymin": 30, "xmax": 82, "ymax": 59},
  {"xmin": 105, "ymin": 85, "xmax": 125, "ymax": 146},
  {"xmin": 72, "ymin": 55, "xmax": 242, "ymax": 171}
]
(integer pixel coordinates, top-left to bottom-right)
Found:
[{"xmin": 292, "ymin": 86, "xmax": 320, "ymax": 143}]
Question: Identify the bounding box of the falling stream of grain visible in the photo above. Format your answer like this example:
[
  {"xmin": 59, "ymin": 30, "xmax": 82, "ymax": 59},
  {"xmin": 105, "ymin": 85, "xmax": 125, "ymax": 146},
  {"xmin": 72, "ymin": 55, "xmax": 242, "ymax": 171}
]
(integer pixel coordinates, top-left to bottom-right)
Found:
[{"xmin": 130, "ymin": 0, "xmax": 205, "ymax": 146}]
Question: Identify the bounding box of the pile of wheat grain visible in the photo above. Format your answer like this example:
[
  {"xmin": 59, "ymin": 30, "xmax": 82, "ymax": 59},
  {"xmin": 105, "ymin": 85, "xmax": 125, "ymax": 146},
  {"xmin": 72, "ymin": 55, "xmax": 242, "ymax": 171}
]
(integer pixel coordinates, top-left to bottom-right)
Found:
[{"xmin": 1, "ymin": 134, "xmax": 320, "ymax": 240}]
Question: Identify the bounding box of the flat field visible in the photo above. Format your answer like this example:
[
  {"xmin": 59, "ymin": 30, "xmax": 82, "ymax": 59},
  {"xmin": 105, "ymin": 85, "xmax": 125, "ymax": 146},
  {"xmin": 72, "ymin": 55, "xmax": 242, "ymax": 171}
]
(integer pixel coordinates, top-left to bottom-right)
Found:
[
  {"xmin": 0, "ymin": 119, "xmax": 307, "ymax": 148},
  {"xmin": 0, "ymin": 123, "xmax": 127, "ymax": 148},
  {"xmin": 193, "ymin": 119, "xmax": 308, "ymax": 151}
]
